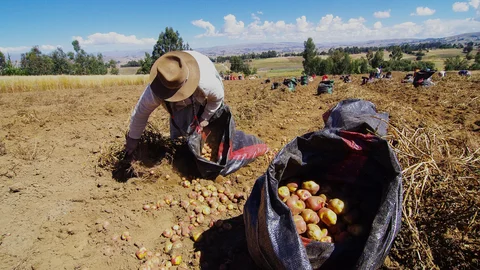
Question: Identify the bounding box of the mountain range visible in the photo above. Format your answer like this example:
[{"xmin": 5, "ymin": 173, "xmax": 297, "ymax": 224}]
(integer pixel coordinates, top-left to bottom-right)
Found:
[{"xmin": 101, "ymin": 32, "xmax": 480, "ymax": 63}]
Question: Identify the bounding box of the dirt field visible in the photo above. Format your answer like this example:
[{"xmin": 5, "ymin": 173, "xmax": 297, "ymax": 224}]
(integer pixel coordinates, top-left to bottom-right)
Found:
[{"xmin": 0, "ymin": 72, "xmax": 479, "ymax": 270}]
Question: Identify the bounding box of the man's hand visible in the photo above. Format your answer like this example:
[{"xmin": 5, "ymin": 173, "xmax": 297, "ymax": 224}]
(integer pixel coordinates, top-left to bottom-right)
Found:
[{"xmin": 125, "ymin": 135, "xmax": 140, "ymax": 155}]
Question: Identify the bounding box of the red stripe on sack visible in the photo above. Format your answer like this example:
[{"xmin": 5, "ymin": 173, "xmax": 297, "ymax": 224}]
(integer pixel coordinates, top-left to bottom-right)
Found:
[
  {"xmin": 218, "ymin": 142, "xmax": 224, "ymax": 158},
  {"xmin": 230, "ymin": 144, "xmax": 269, "ymax": 160},
  {"xmin": 339, "ymin": 130, "xmax": 378, "ymax": 141},
  {"xmin": 301, "ymin": 236, "xmax": 312, "ymax": 247},
  {"xmin": 341, "ymin": 137, "xmax": 362, "ymax": 150}
]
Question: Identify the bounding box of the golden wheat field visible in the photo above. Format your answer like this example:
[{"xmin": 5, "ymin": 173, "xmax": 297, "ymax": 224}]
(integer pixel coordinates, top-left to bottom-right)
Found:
[{"xmin": 0, "ymin": 73, "xmax": 478, "ymax": 270}]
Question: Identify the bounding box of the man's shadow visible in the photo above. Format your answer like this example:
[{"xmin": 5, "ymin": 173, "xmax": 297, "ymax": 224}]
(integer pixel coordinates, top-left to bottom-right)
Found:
[{"xmin": 111, "ymin": 130, "xmax": 200, "ymax": 182}]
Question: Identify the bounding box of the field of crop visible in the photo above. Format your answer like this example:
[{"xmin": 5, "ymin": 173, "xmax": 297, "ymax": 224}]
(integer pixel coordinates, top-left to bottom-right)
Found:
[
  {"xmin": 0, "ymin": 72, "xmax": 478, "ymax": 269},
  {"xmin": 0, "ymin": 75, "xmax": 149, "ymax": 93}
]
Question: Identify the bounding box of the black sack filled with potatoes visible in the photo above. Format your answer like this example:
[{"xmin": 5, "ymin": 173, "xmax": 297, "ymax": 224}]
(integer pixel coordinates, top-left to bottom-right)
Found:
[
  {"xmin": 244, "ymin": 99, "xmax": 402, "ymax": 270},
  {"xmin": 187, "ymin": 104, "xmax": 269, "ymax": 179}
]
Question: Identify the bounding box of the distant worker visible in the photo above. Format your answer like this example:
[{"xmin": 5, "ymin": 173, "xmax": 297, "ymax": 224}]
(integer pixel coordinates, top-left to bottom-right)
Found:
[
  {"xmin": 376, "ymin": 67, "xmax": 382, "ymax": 78},
  {"xmin": 322, "ymin": 75, "xmax": 329, "ymax": 81},
  {"xmin": 439, "ymin": 71, "xmax": 446, "ymax": 78},
  {"xmin": 125, "ymin": 50, "xmax": 225, "ymax": 155}
]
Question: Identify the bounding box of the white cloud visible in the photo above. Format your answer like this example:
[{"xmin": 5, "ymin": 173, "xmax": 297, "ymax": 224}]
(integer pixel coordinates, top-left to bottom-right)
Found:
[
  {"xmin": 374, "ymin": 10, "xmax": 391, "ymax": 18},
  {"xmin": 453, "ymin": 2, "xmax": 469, "ymax": 12},
  {"xmin": 72, "ymin": 32, "xmax": 156, "ymax": 47},
  {"xmin": 0, "ymin": 45, "xmax": 60, "ymax": 53},
  {"xmin": 411, "ymin": 7, "xmax": 436, "ymax": 16},
  {"xmin": 296, "ymin": 16, "xmax": 309, "ymax": 32},
  {"xmin": 39, "ymin": 45, "xmax": 59, "ymax": 51},
  {"xmin": 192, "ymin": 13, "xmax": 480, "ymax": 43},
  {"xmin": 251, "ymin": 13, "xmax": 260, "ymax": 21},
  {"xmin": 222, "ymin": 14, "xmax": 245, "ymax": 35},
  {"xmin": 257, "ymin": 11, "xmax": 263, "ymax": 15},
  {"xmin": 0, "ymin": 46, "xmax": 30, "ymax": 53},
  {"xmin": 470, "ymin": 0, "xmax": 480, "ymax": 8},
  {"xmin": 192, "ymin": 19, "xmax": 220, "ymax": 37}
]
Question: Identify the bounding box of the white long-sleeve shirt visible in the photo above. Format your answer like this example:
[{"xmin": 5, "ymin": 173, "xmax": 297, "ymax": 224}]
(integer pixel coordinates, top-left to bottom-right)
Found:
[{"xmin": 128, "ymin": 51, "xmax": 224, "ymax": 139}]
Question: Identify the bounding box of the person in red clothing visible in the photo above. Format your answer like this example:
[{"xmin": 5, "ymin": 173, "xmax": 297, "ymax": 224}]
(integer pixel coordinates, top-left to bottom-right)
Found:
[{"xmin": 321, "ymin": 75, "xmax": 329, "ymax": 81}]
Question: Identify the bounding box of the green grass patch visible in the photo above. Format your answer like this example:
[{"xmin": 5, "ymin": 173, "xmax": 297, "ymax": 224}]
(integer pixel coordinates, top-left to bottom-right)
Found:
[{"xmin": 251, "ymin": 57, "xmax": 303, "ymax": 70}]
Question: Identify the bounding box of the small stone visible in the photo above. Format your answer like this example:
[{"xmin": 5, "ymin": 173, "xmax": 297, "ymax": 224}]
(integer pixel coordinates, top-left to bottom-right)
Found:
[
  {"xmin": 9, "ymin": 184, "xmax": 24, "ymax": 193},
  {"xmin": 102, "ymin": 221, "xmax": 110, "ymax": 230},
  {"xmin": 67, "ymin": 228, "xmax": 75, "ymax": 235}
]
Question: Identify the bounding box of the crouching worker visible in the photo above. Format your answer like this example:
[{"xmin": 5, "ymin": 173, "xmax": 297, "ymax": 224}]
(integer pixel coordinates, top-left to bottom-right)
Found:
[{"xmin": 125, "ymin": 50, "xmax": 224, "ymax": 155}]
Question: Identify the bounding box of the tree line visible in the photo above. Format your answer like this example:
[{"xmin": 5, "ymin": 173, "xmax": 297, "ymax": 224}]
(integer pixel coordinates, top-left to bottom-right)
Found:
[
  {"xmin": 325, "ymin": 41, "xmax": 472, "ymax": 56},
  {"xmin": 302, "ymin": 38, "xmax": 438, "ymax": 76},
  {"xmin": 0, "ymin": 41, "xmax": 119, "ymax": 76},
  {"xmin": 302, "ymin": 37, "xmax": 480, "ymax": 75},
  {"xmin": 215, "ymin": 50, "xmax": 278, "ymax": 63}
]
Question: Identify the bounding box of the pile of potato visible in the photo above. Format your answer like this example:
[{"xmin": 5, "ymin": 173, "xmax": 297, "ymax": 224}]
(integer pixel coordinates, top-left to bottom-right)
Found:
[
  {"xmin": 134, "ymin": 178, "xmax": 246, "ymax": 269},
  {"xmin": 201, "ymin": 143, "xmax": 214, "ymax": 161},
  {"xmin": 278, "ymin": 180, "xmax": 364, "ymax": 243}
]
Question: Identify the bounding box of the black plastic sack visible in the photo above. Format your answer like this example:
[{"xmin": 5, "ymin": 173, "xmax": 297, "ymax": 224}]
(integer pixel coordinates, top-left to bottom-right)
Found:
[
  {"xmin": 413, "ymin": 71, "xmax": 436, "ymax": 88},
  {"xmin": 188, "ymin": 105, "xmax": 268, "ymax": 179},
  {"xmin": 244, "ymin": 99, "xmax": 402, "ymax": 270},
  {"xmin": 317, "ymin": 81, "xmax": 334, "ymax": 94}
]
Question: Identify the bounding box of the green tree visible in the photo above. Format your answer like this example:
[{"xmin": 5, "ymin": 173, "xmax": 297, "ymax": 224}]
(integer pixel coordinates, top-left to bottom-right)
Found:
[
  {"xmin": 314, "ymin": 58, "xmax": 333, "ymax": 75},
  {"xmin": 466, "ymin": 52, "xmax": 474, "ymax": 60},
  {"xmin": 71, "ymin": 40, "xmax": 88, "ymax": 74},
  {"xmin": 229, "ymin": 56, "xmax": 245, "ymax": 72},
  {"xmin": 366, "ymin": 50, "xmax": 374, "ymax": 65},
  {"xmin": 137, "ymin": 27, "xmax": 190, "ymax": 74},
  {"xmin": 470, "ymin": 52, "xmax": 480, "ymax": 69},
  {"xmin": 371, "ymin": 50, "xmax": 384, "ymax": 68},
  {"xmin": 137, "ymin": 53, "xmax": 153, "ymax": 75},
  {"xmin": 463, "ymin": 42, "xmax": 474, "ymax": 53},
  {"xmin": 302, "ymin": 38, "xmax": 318, "ymax": 75},
  {"xmin": 88, "ymin": 53, "xmax": 108, "ymax": 75},
  {"xmin": 121, "ymin": 60, "xmax": 140, "ymax": 67},
  {"xmin": 329, "ymin": 50, "xmax": 351, "ymax": 75},
  {"xmin": 0, "ymin": 51, "xmax": 5, "ymax": 74},
  {"xmin": 152, "ymin": 27, "xmax": 188, "ymax": 62},
  {"xmin": 389, "ymin": 46, "xmax": 403, "ymax": 61},
  {"xmin": 72, "ymin": 40, "xmax": 82, "ymax": 53},
  {"xmin": 109, "ymin": 59, "xmax": 119, "ymax": 75},
  {"xmin": 20, "ymin": 46, "xmax": 54, "ymax": 75},
  {"xmin": 108, "ymin": 59, "xmax": 116, "ymax": 68},
  {"xmin": 2, "ymin": 54, "xmax": 24, "ymax": 75},
  {"xmin": 69, "ymin": 40, "xmax": 108, "ymax": 75},
  {"xmin": 359, "ymin": 57, "xmax": 369, "ymax": 73},
  {"xmin": 50, "ymin": 48, "xmax": 72, "ymax": 75},
  {"xmin": 444, "ymin": 55, "xmax": 469, "ymax": 71},
  {"xmin": 110, "ymin": 67, "xmax": 119, "ymax": 75}
]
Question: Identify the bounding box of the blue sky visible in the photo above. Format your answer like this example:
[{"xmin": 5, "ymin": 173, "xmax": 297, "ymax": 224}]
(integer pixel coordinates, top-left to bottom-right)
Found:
[{"xmin": 1, "ymin": 0, "xmax": 480, "ymax": 54}]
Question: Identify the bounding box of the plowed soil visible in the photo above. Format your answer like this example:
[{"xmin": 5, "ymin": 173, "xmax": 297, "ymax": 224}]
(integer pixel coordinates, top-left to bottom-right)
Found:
[{"xmin": 0, "ymin": 73, "xmax": 478, "ymax": 270}]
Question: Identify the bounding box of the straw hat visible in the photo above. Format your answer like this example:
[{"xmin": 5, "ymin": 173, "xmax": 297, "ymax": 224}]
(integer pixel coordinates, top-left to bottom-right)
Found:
[{"xmin": 149, "ymin": 51, "xmax": 200, "ymax": 102}]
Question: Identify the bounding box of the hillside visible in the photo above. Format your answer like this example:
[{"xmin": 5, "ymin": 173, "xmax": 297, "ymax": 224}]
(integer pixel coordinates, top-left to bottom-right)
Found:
[{"xmin": 97, "ymin": 32, "xmax": 480, "ymax": 63}]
